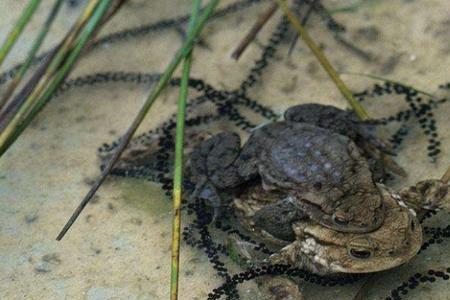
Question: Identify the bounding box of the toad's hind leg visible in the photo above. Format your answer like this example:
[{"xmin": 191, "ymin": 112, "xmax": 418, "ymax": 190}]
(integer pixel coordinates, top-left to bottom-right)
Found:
[
  {"xmin": 190, "ymin": 132, "xmax": 245, "ymax": 220},
  {"xmin": 253, "ymin": 198, "xmax": 308, "ymax": 242},
  {"xmin": 284, "ymin": 103, "xmax": 392, "ymax": 154}
]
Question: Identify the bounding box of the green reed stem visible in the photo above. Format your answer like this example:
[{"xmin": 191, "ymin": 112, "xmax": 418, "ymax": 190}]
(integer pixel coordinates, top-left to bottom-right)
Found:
[
  {"xmin": 0, "ymin": 0, "xmax": 111, "ymax": 157},
  {"xmin": 274, "ymin": 0, "xmax": 370, "ymax": 120},
  {"xmin": 0, "ymin": 0, "xmax": 65, "ymax": 111},
  {"xmin": 171, "ymin": 3, "xmax": 202, "ymax": 299},
  {"xmin": 56, "ymin": 0, "xmax": 221, "ymax": 241},
  {"xmin": 0, "ymin": 0, "xmax": 41, "ymax": 68}
]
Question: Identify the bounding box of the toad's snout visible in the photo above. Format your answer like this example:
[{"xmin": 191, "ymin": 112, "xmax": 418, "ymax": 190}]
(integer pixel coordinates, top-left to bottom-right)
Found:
[{"xmin": 340, "ymin": 208, "xmax": 422, "ymax": 273}]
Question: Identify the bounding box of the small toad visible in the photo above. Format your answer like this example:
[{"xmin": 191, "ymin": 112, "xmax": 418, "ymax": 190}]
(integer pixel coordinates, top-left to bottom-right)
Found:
[{"xmin": 189, "ymin": 104, "xmax": 397, "ymax": 233}]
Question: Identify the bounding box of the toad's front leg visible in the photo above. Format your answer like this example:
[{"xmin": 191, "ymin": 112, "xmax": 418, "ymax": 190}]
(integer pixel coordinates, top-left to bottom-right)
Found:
[
  {"xmin": 189, "ymin": 132, "xmax": 246, "ymax": 220},
  {"xmin": 398, "ymin": 179, "xmax": 450, "ymax": 214},
  {"xmin": 225, "ymin": 235, "xmax": 305, "ymax": 300}
]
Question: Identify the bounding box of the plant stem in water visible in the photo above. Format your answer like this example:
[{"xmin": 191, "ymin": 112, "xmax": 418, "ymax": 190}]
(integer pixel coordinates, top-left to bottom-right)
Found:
[
  {"xmin": 0, "ymin": 0, "xmax": 41, "ymax": 68},
  {"xmin": 275, "ymin": 0, "xmax": 370, "ymax": 120},
  {"xmin": 0, "ymin": 0, "xmax": 65, "ymax": 111},
  {"xmin": 170, "ymin": 1, "xmax": 201, "ymax": 299}
]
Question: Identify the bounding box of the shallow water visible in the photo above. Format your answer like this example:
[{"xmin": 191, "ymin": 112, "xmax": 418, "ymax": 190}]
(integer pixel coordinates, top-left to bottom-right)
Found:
[{"xmin": 1, "ymin": 1, "xmax": 450, "ymax": 299}]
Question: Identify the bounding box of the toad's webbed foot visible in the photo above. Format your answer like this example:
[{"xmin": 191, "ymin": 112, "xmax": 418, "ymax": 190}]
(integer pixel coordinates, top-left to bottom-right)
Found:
[
  {"xmin": 189, "ymin": 132, "xmax": 246, "ymax": 221},
  {"xmin": 399, "ymin": 179, "xmax": 450, "ymax": 213},
  {"xmin": 256, "ymin": 276, "xmax": 304, "ymax": 300},
  {"xmin": 225, "ymin": 233, "xmax": 270, "ymax": 268},
  {"xmin": 190, "ymin": 179, "xmax": 223, "ymax": 221}
]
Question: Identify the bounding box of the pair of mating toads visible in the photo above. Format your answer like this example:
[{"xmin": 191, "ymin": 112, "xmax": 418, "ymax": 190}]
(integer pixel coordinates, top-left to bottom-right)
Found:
[
  {"xmin": 186, "ymin": 103, "xmax": 450, "ymax": 299},
  {"xmin": 101, "ymin": 103, "xmax": 450, "ymax": 299}
]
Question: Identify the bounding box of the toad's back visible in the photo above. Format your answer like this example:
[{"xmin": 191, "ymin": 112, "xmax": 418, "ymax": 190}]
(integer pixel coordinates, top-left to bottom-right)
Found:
[{"xmin": 254, "ymin": 122, "xmax": 372, "ymax": 193}]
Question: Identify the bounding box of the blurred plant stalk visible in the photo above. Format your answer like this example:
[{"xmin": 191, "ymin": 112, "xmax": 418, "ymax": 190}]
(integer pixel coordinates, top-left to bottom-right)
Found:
[
  {"xmin": 0, "ymin": 0, "xmax": 65, "ymax": 111},
  {"xmin": 231, "ymin": 2, "xmax": 278, "ymax": 60},
  {"xmin": 0, "ymin": 0, "xmax": 41, "ymax": 68},
  {"xmin": 0, "ymin": 0, "xmax": 127, "ymax": 129},
  {"xmin": 0, "ymin": 0, "xmax": 118, "ymax": 156}
]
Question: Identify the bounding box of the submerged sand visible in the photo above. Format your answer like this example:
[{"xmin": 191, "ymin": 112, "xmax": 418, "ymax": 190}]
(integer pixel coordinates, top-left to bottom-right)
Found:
[{"xmin": 1, "ymin": 0, "xmax": 450, "ymax": 299}]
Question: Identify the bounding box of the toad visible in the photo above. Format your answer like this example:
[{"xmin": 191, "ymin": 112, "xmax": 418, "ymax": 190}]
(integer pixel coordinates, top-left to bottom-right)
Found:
[
  {"xmin": 233, "ymin": 183, "xmax": 422, "ymax": 274},
  {"xmin": 189, "ymin": 104, "xmax": 398, "ymax": 233},
  {"xmin": 229, "ymin": 178, "xmax": 450, "ymax": 299}
]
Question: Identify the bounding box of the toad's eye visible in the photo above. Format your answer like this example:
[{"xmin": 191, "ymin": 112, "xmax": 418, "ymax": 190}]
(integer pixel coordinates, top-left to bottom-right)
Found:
[
  {"xmin": 313, "ymin": 181, "xmax": 322, "ymax": 190},
  {"xmin": 410, "ymin": 217, "xmax": 417, "ymax": 231},
  {"xmin": 349, "ymin": 249, "xmax": 372, "ymax": 259},
  {"xmin": 332, "ymin": 213, "xmax": 349, "ymax": 226}
]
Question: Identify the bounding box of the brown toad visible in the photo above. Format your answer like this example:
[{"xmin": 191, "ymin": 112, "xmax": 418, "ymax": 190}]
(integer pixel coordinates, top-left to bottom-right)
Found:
[
  {"xmin": 189, "ymin": 104, "xmax": 396, "ymax": 233},
  {"xmin": 233, "ymin": 183, "xmax": 422, "ymax": 274},
  {"xmin": 229, "ymin": 178, "xmax": 450, "ymax": 300}
]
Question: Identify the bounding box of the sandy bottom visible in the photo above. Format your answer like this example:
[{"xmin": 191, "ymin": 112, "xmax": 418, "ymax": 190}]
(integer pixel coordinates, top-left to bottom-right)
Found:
[{"xmin": 1, "ymin": 0, "xmax": 450, "ymax": 299}]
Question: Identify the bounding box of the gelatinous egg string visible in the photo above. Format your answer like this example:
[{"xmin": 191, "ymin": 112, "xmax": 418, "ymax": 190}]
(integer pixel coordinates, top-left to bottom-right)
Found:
[{"xmin": 354, "ymin": 82, "xmax": 447, "ymax": 161}]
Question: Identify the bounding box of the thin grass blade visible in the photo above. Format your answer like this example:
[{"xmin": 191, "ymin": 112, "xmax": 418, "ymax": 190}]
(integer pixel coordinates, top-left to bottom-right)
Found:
[
  {"xmin": 170, "ymin": 2, "xmax": 202, "ymax": 299},
  {"xmin": 442, "ymin": 165, "xmax": 450, "ymax": 184},
  {"xmin": 0, "ymin": 0, "xmax": 41, "ymax": 68},
  {"xmin": 0, "ymin": 0, "xmax": 112, "ymax": 157},
  {"xmin": 231, "ymin": 2, "xmax": 277, "ymax": 60},
  {"xmin": 0, "ymin": 0, "xmax": 65, "ymax": 111},
  {"xmin": 287, "ymin": 0, "xmax": 317, "ymax": 56},
  {"xmin": 0, "ymin": 0, "xmax": 126, "ymax": 130},
  {"xmin": 0, "ymin": 46, "xmax": 60, "ymax": 127},
  {"xmin": 0, "ymin": 0, "xmax": 103, "ymax": 148}
]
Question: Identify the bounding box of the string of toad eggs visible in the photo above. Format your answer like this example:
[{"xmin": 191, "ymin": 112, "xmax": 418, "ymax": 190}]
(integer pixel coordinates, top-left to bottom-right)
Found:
[{"xmin": 2, "ymin": 1, "xmax": 450, "ymax": 299}]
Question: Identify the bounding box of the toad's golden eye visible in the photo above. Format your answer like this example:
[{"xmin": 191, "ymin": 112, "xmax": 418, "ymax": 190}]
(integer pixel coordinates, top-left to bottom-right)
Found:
[{"xmin": 349, "ymin": 249, "xmax": 372, "ymax": 259}]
